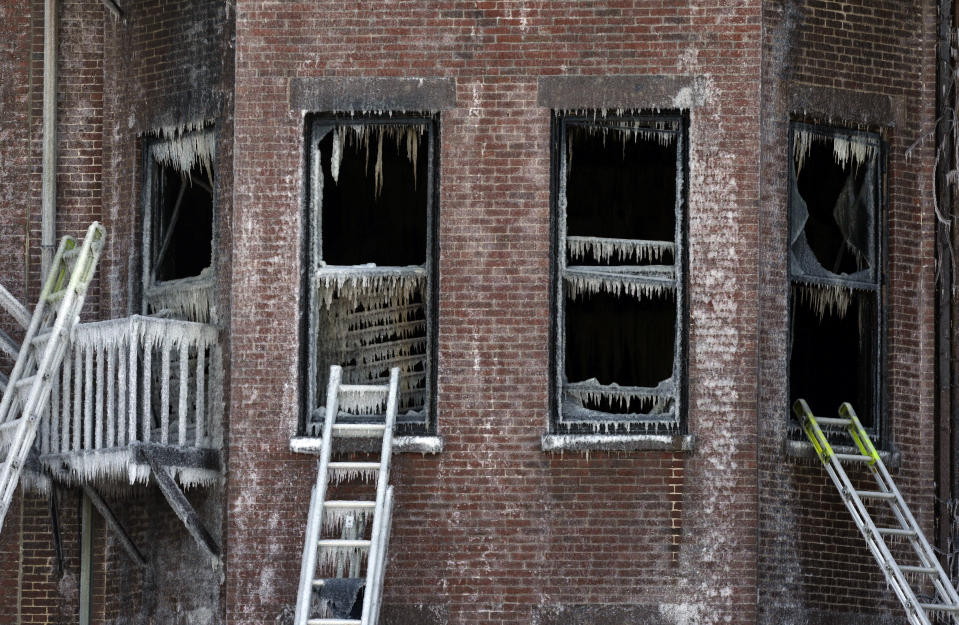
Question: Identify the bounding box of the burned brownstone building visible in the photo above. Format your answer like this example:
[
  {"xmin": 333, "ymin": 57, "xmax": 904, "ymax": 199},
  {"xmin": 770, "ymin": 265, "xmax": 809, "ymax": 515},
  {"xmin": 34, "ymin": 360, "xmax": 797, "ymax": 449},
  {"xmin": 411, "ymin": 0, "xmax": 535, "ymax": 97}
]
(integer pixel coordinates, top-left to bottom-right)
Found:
[{"xmin": 0, "ymin": 1, "xmax": 955, "ymax": 624}]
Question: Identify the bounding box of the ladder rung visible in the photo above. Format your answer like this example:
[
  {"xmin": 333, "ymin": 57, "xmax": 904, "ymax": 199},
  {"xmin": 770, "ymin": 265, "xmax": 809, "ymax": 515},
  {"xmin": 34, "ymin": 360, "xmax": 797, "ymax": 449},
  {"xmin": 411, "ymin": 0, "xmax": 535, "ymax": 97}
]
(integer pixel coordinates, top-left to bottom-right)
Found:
[
  {"xmin": 45, "ymin": 290, "xmax": 67, "ymax": 304},
  {"xmin": 324, "ymin": 500, "xmax": 375, "ymax": 510},
  {"xmin": 876, "ymin": 527, "xmax": 917, "ymax": 537},
  {"xmin": 856, "ymin": 490, "xmax": 896, "ymax": 500},
  {"xmin": 331, "ymin": 423, "xmax": 386, "ymax": 437},
  {"xmin": 920, "ymin": 604, "xmax": 959, "ymax": 612},
  {"xmin": 328, "ymin": 461, "xmax": 380, "ymax": 471},
  {"xmin": 0, "ymin": 419, "xmax": 22, "ymax": 436},
  {"xmin": 815, "ymin": 417, "xmax": 852, "ymax": 426},
  {"xmin": 317, "ymin": 539, "xmax": 370, "ymax": 548},
  {"xmin": 14, "ymin": 375, "xmax": 37, "ymax": 390},
  {"xmin": 338, "ymin": 384, "xmax": 389, "ymax": 396},
  {"xmin": 900, "ymin": 565, "xmax": 938, "ymax": 575},
  {"xmin": 307, "ymin": 619, "xmax": 361, "ymax": 625},
  {"xmin": 834, "ymin": 453, "xmax": 873, "ymax": 463},
  {"xmin": 31, "ymin": 329, "xmax": 56, "ymax": 345}
]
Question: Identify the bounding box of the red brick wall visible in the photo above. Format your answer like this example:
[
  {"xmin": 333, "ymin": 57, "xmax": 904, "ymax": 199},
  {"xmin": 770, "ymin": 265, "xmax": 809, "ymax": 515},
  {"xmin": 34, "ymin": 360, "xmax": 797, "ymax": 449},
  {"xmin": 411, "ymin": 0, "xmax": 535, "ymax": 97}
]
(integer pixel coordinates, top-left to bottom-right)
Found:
[
  {"xmin": 758, "ymin": 1, "xmax": 938, "ymax": 623},
  {"xmin": 231, "ymin": 2, "xmax": 761, "ymax": 624}
]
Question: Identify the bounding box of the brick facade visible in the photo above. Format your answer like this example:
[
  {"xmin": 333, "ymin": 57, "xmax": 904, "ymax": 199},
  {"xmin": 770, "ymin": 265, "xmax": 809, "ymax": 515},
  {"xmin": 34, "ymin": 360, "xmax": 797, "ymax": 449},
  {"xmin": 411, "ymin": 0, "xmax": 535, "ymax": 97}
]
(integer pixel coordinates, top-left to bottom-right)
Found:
[{"xmin": 0, "ymin": 1, "xmax": 943, "ymax": 624}]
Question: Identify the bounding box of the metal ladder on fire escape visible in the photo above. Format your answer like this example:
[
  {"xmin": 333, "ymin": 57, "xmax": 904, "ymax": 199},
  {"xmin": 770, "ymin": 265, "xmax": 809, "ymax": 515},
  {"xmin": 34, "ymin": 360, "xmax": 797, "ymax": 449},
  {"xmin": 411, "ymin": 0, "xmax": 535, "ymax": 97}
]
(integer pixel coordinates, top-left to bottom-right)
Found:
[
  {"xmin": 0, "ymin": 222, "xmax": 106, "ymax": 532},
  {"xmin": 295, "ymin": 365, "xmax": 398, "ymax": 625},
  {"xmin": 795, "ymin": 398, "xmax": 959, "ymax": 625}
]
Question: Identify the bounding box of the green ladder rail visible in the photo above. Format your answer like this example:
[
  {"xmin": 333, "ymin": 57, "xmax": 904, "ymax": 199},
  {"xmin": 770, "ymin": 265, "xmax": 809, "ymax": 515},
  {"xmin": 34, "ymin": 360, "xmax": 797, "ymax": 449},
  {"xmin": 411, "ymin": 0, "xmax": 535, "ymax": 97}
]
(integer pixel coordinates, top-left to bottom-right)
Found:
[
  {"xmin": 0, "ymin": 223, "xmax": 106, "ymax": 533},
  {"xmin": 294, "ymin": 365, "xmax": 398, "ymax": 625},
  {"xmin": 796, "ymin": 398, "xmax": 959, "ymax": 625}
]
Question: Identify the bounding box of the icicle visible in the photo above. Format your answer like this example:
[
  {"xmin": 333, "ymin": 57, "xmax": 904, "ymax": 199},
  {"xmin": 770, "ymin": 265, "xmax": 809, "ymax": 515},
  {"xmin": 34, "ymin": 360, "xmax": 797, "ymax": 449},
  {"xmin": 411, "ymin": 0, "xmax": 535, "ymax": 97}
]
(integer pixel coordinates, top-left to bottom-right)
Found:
[
  {"xmin": 314, "ymin": 265, "xmax": 426, "ymax": 309},
  {"xmin": 318, "ymin": 545, "xmax": 368, "ymax": 572},
  {"xmin": 567, "ymin": 236, "xmax": 674, "ymax": 264},
  {"xmin": 150, "ymin": 124, "xmax": 215, "ymax": 179},
  {"xmin": 563, "ymin": 268, "xmax": 675, "ymax": 300},
  {"xmin": 322, "ymin": 507, "xmax": 373, "ymax": 533},
  {"xmin": 145, "ymin": 271, "xmax": 214, "ymax": 322},
  {"xmin": 331, "ymin": 129, "xmax": 343, "ymax": 183},
  {"xmin": 795, "ymin": 283, "xmax": 852, "ymax": 320},
  {"xmin": 337, "ymin": 387, "xmax": 387, "ymax": 415},
  {"xmin": 793, "ymin": 127, "xmax": 878, "ymax": 174}
]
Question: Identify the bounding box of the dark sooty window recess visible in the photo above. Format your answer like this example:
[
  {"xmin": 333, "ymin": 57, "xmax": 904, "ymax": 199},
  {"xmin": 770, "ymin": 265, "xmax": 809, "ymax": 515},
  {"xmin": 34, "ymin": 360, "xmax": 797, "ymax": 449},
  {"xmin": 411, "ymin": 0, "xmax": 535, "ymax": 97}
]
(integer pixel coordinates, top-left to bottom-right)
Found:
[
  {"xmin": 553, "ymin": 113, "xmax": 687, "ymax": 435},
  {"xmin": 307, "ymin": 117, "xmax": 437, "ymax": 434},
  {"xmin": 788, "ymin": 122, "xmax": 883, "ymax": 436}
]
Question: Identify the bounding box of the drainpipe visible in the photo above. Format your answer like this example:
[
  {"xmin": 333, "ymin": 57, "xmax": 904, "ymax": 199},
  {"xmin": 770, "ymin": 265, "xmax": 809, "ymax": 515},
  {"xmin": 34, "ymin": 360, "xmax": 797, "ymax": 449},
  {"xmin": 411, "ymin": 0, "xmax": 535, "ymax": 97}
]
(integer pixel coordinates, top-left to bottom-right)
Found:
[
  {"xmin": 41, "ymin": 0, "xmax": 57, "ymax": 278},
  {"xmin": 935, "ymin": 0, "xmax": 955, "ymax": 565}
]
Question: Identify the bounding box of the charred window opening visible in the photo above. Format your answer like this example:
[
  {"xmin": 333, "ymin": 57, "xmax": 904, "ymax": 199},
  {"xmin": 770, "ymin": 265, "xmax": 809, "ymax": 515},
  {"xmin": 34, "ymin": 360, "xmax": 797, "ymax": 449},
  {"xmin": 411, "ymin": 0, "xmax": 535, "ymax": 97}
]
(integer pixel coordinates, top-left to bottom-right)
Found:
[
  {"xmin": 552, "ymin": 113, "xmax": 687, "ymax": 435},
  {"xmin": 306, "ymin": 116, "xmax": 437, "ymax": 435},
  {"xmin": 788, "ymin": 123, "xmax": 883, "ymax": 436},
  {"xmin": 142, "ymin": 127, "xmax": 216, "ymax": 322}
]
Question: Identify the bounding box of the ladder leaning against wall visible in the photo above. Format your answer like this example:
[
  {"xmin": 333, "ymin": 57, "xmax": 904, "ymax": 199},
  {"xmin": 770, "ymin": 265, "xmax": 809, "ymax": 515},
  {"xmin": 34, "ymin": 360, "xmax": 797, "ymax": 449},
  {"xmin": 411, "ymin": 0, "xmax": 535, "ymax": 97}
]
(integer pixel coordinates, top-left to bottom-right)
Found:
[
  {"xmin": 796, "ymin": 398, "xmax": 959, "ymax": 625},
  {"xmin": 295, "ymin": 364, "xmax": 398, "ymax": 625},
  {"xmin": 0, "ymin": 222, "xmax": 106, "ymax": 533}
]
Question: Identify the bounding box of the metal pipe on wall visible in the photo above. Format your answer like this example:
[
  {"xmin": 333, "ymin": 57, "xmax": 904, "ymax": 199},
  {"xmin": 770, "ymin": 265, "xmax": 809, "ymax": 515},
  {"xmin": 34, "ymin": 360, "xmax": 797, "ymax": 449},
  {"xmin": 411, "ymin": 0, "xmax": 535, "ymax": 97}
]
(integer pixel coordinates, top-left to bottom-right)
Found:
[{"xmin": 40, "ymin": 0, "xmax": 57, "ymax": 278}]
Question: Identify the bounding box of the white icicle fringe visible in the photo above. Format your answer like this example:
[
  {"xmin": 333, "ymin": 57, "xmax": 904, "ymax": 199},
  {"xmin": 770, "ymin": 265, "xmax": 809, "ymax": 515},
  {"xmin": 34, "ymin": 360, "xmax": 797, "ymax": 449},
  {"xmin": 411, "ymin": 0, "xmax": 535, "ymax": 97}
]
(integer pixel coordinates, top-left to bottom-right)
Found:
[
  {"xmin": 314, "ymin": 266, "xmax": 425, "ymax": 310},
  {"xmin": 322, "ymin": 507, "xmax": 373, "ymax": 533},
  {"xmin": 567, "ymin": 237, "xmax": 674, "ymax": 264},
  {"xmin": 794, "ymin": 283, "xmax": 852, "ymax": 320},
  {"xmin": 318, "ymin": 545, "xmax": 368, "ymax": 572},
  {"xmin": 332, "ymin": 124, "xmax": 424, "ymax": 197},
  {"xmin": 564, "ymin": 272, "xmax": 675, "ymax": 300},
  {"xmin": 793, "ymin": 127, "xmax": 878, "ymax": 174},
  {"xmin": 150, "ymin": 123, "xmax": 215, "ymax": 179}
]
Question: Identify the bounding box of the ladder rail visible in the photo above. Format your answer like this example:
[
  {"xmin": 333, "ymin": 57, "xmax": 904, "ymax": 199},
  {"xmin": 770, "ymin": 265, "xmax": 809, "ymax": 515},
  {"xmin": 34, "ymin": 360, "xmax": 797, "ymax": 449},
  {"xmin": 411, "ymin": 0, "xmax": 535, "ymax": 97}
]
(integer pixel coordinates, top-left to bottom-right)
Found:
[
  {"xmin": 0, "ymin": 223, "xmax": 105, "ymax": 531},
  {"xmin": 360, "ymin": 367, "xmax": 398, "ymax": 625},
  {"xmin": 841, "ymin": 401, "xmax": 959, "ymax": 613},
  {"xmin": 369, "ymin": 486, "xmax": 394, "ymax": 625},
  {"xmin": 295, "ymin": 365, "xmax": 343, "ymax": 625},
  {"xmin": 819, "ymin": 451, "xmax": 930, "ymax": 625},
  {"xmin": 796, "ymin": 399, "xmax": 959, "ymax": 625},
  {"xmin": 0, "ymin": 235, "xmax": 73, "ymax": 426}
]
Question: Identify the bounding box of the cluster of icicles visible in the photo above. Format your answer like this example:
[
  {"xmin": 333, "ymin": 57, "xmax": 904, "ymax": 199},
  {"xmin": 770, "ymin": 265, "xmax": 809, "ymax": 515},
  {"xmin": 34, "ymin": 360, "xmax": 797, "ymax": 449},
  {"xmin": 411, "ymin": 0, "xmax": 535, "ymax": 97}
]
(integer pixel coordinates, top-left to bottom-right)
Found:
[
  {"xmin": 315, "ymin": 268, "xmax": 428, "ymax": 415},
  {"xmin": 564, "ymin": 268, "xmax": 675, "ymax": 300},
  {"xmin": 145, "ymin": 277, "xmax": 215, "ymax": 323},
  {"xmin": 150, "ymin": 122, "xmax": 215, "ymax": 178},
  {"xmin": 793, "ymin": 127, "xmax": 878, "ymax": 174},
  {"xmin": 794, "ymin": 283, "xmax": 852, "ymax": 320},
  {"xmin": 566, "ymin": 381, "xmax": 672, "ymax": 414},
  {"xmin": 330, "ymin": 124, "xmax": 425, "ymax": 197},
  {"xmin": 567, "ymin": 236, "xmax": 674, "ymax": 264}
]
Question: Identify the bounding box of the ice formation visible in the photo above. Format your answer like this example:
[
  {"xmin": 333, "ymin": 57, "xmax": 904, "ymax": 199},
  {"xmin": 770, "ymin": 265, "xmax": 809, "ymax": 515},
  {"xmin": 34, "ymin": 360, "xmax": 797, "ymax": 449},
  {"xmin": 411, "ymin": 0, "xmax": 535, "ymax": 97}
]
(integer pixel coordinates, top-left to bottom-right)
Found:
[
  {"xmin": 565, "ymin": 378, "xmax": 674, "ymax": 415},
  {"xmin": 145, "ymin": 270, "xmax": 215, "ymax": 323},
  {"xmin": 322, "ymin": 507, "xmax": 373, "ymax": 533},
  {"xmin": 564, "ymin": 266, "xmax": 676, "ymax": 300},
  {"xmin": 567, "ymin": 236, "xmax": 674, "ymax": 264},
  {"xmin": 314, "ymin": 265, "xmax": 425, "ymax": 309},
  {"xmin": 794, "ymin": 282, "xmax": 852, "ymax": 320},
  {"xmin": 150, "ymin": 123, "xmax": 215, "ymax": 179},
  {"xmin": 331, "ymin": 124, "xmax": 424, "ymax": 196},
  {"xmin": 793, "ymin": 127, "xmax": 878, "ymax": 174}
]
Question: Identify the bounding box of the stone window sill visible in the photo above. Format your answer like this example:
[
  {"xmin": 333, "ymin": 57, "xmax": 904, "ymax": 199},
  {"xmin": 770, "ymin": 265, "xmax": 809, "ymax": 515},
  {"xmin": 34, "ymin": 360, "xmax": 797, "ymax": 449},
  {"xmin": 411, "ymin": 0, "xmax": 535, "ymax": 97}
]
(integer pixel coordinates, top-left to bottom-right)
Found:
[{"xmin": 541, "ymin": 433, "xmax": 695, "ymax": 453}]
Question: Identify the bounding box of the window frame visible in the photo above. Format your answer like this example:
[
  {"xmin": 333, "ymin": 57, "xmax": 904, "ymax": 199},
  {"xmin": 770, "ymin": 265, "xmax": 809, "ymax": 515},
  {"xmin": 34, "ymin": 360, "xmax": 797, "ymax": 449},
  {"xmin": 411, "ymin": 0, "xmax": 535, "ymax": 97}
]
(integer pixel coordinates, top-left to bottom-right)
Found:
[
  {"xmin": 302, "ymin": 113, "xmax": 440, "ymax": 437},
  {"xmin": 549, "ymin": 111, "xmax": 689, "ymax": 435},
  {"xmin": 140, "ymin": 129, "xmax": 217, "ymax": 320},
  {"xmin": 786, "ymin": 121, "xmax": 887, "ymax": 442}
]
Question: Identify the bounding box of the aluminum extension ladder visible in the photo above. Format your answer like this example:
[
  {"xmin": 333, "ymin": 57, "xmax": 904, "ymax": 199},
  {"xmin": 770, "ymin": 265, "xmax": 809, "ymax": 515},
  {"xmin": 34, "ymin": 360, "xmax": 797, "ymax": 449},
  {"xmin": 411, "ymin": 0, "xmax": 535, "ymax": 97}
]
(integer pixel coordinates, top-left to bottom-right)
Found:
[
  {"xmin": 796, "ymin": 398, "xmax": 959, "ymax": 625},
  {"xmin": 295, "ymin": 365, "xmax": 398, "ymax": 625},
  {"xmin": 0, "ymin": 223, "xmax": 106, "ymax": 532}
]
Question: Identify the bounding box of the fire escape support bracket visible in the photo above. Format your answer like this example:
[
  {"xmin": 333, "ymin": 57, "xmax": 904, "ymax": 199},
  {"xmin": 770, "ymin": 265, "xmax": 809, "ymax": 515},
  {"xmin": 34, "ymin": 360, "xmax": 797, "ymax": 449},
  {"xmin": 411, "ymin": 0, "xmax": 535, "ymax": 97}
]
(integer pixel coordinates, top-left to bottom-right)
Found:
[
  {"xmin": 80, "ymin": 484, "xmax": 147, "ymax": 568},
  {"xmin": 137, "ymin": 447, "xmax": 221, "ymax": 564}
]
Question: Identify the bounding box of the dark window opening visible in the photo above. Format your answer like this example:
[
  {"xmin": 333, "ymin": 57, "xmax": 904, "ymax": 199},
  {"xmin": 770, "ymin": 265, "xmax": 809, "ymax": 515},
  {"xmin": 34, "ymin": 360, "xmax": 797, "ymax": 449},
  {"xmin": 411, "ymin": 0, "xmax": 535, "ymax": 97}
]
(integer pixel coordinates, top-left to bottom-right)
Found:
[
  {"xmin": 553, "ymin": 113, "xmax": 686, "ymax": 434},
  {"xmin": 788, "ymin": 123, "xmax": 883, "ymax": 437},
  {"xmin": 318, "ymin": 127, "xmax": 428, "ymax": 266},
  {"xmin": 152, "ymin": 162, "xmax": 214, "ymax": 282},
  {"xmin": 306, "ymin": 117, "xmax": 437, "ymax": 435}
]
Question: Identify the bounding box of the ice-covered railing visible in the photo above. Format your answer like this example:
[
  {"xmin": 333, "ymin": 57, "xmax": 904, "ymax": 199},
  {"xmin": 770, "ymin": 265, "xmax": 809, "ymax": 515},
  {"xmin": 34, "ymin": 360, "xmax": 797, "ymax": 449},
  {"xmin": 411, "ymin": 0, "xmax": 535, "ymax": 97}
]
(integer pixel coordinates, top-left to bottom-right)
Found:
[{"xmin": 35, "ymin": 315, "xmax": 221, "ymax": 458}]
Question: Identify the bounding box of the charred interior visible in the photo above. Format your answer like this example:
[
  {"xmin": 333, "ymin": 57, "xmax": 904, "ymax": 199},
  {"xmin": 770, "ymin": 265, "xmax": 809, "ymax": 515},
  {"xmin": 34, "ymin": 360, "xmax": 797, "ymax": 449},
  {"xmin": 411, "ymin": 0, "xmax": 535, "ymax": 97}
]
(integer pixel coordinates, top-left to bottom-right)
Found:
[
  {"xmin": 307, "ymin": 119, "xmax": 435, "ymax": 432},
  {"xmin": 555, "ymin": 114, "xmax": 685, "ymax": 432},
  {"xmin": 788, "ymin": 123, "xmax": 882, "ymax": 433},
  {"xmin": 152, "ymin": 162, "xmax": 214, "ymax": 282}
]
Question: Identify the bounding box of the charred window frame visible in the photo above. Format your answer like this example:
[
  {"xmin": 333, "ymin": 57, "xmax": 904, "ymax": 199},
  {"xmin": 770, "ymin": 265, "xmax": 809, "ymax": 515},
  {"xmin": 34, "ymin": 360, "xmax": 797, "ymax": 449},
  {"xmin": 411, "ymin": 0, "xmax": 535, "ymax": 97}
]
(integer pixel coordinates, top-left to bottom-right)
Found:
[
  {"xmin": 550, "ymin": 112, "xmax": 689, "ymax": 435},
  {"xmin": 304, "ymin": 114, "xmax": 439, "ymax": 436},
  {"xmin": 141, "ymin": 128, "xmax": 216, "ymax": 322},
  {"xmin": 788, "ymin": 122, "xmax": 885, "ymax": 441}
]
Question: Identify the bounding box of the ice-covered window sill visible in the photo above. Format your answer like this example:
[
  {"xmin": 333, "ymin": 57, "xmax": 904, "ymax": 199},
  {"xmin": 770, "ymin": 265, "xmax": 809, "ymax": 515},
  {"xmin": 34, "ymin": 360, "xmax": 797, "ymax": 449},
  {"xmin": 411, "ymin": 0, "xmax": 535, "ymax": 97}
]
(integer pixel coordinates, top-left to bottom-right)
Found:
[
  {"xmin": 541, "ymin": 433, "xmax": 695, "ymax": 453},
  {"xmin": 784, "ymin": 439, "xmax": 900, "ymax": 469},
  {"xmin": 290, "ymin": 435, "xmax": 443, "ymax": 455}
]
